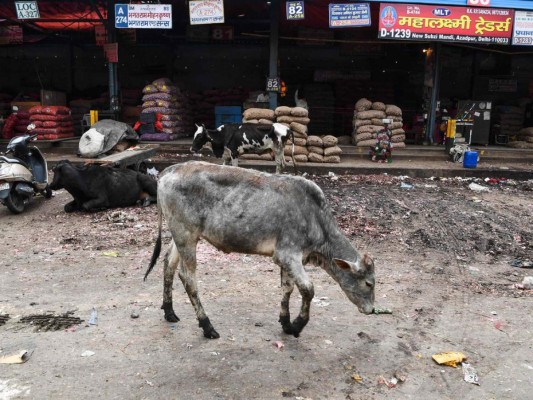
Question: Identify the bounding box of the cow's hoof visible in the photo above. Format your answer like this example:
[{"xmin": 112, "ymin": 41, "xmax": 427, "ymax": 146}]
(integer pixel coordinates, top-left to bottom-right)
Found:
[
  {"xmin": 164, "ymin": 312, "xmax": 180, "ymax": 323},
  {"xmin": 279, "ymin": 315, "xmax": 293, "ymax": 335},
  {"xmin": 199, "ymin": 317, "xmax": 219, "ymax": 339},
  {"xmin": 289, "ymin": 316, "xmax": 308, "ymax": 338}
]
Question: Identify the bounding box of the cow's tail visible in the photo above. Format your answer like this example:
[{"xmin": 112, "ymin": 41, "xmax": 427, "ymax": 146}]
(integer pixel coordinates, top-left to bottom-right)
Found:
[
  {"xmin": 144, "ymin": 208, "xmax": 163, "ymax": 281},
  {"xmin": 289, "ymin": 129, "xmax": 298, "ymax": 174}
]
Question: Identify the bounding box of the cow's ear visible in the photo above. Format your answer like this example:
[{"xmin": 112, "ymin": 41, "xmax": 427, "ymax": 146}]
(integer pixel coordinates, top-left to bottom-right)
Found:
[
  {"xmin": 333, "ymin": 258, "xmax": 351, "ymax": 271},
  {"xmin": 195, "ymin": 123, "xmax": 199, "ymax": 128},
  {"xmin": 363, "ymin": 254, "xmax": 374, "ymax": 272}
]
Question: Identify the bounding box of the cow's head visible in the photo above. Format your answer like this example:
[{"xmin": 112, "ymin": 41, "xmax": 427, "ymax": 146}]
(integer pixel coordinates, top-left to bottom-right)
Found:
[
  {"xmin": 49, "ymin": 159, "xmax": 74, "ymax": 191},
  {"xmin": 190, "ymin": 124, "xmax": 211, "ymax": 153},
  {"xmin": 334, "ymin": 254, "xmax": 375, "ymax": 315}
]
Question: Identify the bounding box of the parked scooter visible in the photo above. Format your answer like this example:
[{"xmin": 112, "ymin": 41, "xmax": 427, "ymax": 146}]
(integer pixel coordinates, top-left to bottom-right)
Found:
[{"xmin": 0, "ymin": 124, "xmax": 51, "ymax": 214}]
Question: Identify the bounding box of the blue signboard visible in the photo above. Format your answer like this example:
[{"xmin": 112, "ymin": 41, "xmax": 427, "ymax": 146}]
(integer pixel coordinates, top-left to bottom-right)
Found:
[
  {"xmin": 286, "ymin": 1, "xmax": 305, "ymax": 21},
  {"xmin": 329, "ymin": 3, "xmax": 371, "ymax": 28},
  {"xmin": 115, "ymin": 4, "xmax": 128, "ymax": 28}
]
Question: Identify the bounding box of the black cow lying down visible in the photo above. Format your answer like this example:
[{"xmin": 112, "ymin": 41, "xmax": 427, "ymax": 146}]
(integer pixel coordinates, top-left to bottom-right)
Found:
[
  {"xmin": 144, "ymin": 161, "xmax": 375, "ymax": 339},
  {"xmin": 49, "ymin": 160, "xmax": 157, "ymax": 212}
]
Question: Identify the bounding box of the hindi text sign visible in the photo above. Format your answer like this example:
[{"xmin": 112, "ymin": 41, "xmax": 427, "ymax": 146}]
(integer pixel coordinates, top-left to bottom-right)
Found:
[
  {"xmin": 378, "ymin": 3, "xmax": 513, "ymax": 45},
  {"xmin": 189, "ymin": 0, "xmax": 224, "ymax": 25},
  {"xmin": 513, "ymin": 11, "xmax": 533, "ymax": 46},
  {"xmin": 115, "ymin": 4, "xmax": 172, "ymax": 29},
  {"xmin": 286, "ymin": 1, "xmax": 305, "ymax": 21},
  {"xmin": 329, "ymin": 3, "xmax": 371, "ymax": 28}
]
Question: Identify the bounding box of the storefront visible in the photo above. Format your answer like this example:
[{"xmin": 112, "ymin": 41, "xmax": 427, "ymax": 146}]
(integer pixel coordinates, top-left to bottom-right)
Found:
[{"xmin": 0, "ymin": 1, "xmax": 532, "ymax": 146}]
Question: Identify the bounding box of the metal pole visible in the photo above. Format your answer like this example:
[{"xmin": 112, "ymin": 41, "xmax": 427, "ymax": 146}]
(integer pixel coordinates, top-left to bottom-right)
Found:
[
  {"xmin": 426, "ymin": 42, "xmax": 441, "ymax": 144},
  {"xmin": 107, "ymin": 0, "xmax": 118, "ymax": 114},
  {"xmin": 268, "ymin": 0, "xmax": 279, "ymax": 110}
]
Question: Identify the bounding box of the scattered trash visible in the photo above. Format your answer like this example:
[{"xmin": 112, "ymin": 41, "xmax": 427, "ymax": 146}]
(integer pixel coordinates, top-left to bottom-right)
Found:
[
  {"xmin": 102, "ymin": 251, "xmax": 119, "ymax": 257},
  {"xmin": 373, "ymin": 306, "xmax": 392, "ymax": 314},
  {"xmin": 81, "ymin": 350, "xmax": 95, "ymax": 357},
  {"xmin": 254, "ymin": 322, "xmax": 264, "ymax": 327},
  {"xmin": 400, "ymin": 182, "xmax": 413, "ymax": 189},
  {"xmin": 88, "ymin": 308, "xmax": 98, "ymax": 325},
  {"xmin": 351, "ymin": 373, "xmax": 363, "ymax": 382},
  {"xmin": 510, "ymin": 259, "xmax": 533, "ymax": 268},
  {"xmin": 146, "ymin": 167, "xmax": 159, "ymax": 178},
  {"xmin": 432, "ymin": 352, "xmax": 466, "ymax": 367},
  {"xmin": 0, "ymin": 350, "xmax": 30, "ymax": 364},
  {"xmin": 272, "ymin": 341, "xmax": 284, "ymax": 350},
  {"xmin": 377, "ymin": 375, "xmax": 398, "ymax": 388},
  {"xmin": 468, "ymin": 183, "xmax": 489, "ymax": 192},
  {"xmin": 328, "ymin": 171, "xmax": 338, "ymax": 181},
  {"xmin": 210, "ymin": 351, "xmax": 220, "ymax": 356},
  {"xmin": 324, "ymin": 340, "xmax": 333, "ymax": 345},
  {"xmin": 312, "ymin": 298, "xmax": 330, "ymax": 307},
  {"xmin": 462, "ymin": 363, "xmax": 480, "ymax": 385},
  {"xmin": 522, "ymin": 276, "xmax": 533, "ymax": 290},
  {"xmin": 0, "ymin": 314, "xmax": 10, "ymax": 326},
  {"xmin": 130, "ymin": 310, "xmax": 140, "ymax": 319}
]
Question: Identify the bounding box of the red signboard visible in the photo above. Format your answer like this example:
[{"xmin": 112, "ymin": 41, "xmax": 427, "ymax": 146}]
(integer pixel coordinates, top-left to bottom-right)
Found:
[
  {"xmin": 378, "ymin": 3, "xmax": 514, "ymax": 45},
  {"xmin": 104, "ymin": 43, "xmax": 118, "ymax": 63}
]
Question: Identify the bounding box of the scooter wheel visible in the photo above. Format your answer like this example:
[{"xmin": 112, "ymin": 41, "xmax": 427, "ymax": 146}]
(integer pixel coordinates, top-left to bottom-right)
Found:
[{"xmin": 5, "ymin": 190, "xmax": 26, "ymax": 214}]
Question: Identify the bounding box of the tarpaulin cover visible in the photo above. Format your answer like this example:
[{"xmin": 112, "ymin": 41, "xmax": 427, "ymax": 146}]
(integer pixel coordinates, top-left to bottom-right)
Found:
[{"xmin": 78, "ymin": 119, "xmax": 138, "ymax": 158}]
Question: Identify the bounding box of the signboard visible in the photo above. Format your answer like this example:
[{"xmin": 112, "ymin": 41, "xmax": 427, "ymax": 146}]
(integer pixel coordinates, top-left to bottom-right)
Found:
[
  {"xmin": 115, "ymin": 4, "xmax": 172, "ymax": 29},
  {"xmin": 14, "ymin": 1, "xmax": 40, "ymax": 19},
  {"xmin": 329, "ymin": 3, "xmax": 371, "ymax": 28},
  {"xmin": 95, "ymin": 25, "xmax": 107, "ymax": 46},
  {"xmin": 104, "ymin": 43, "xmax": 118, "ymax": 63},
  {"xmin": 211, "ymin": 26, "xmax": 233, "ymax": 40},
  {"xmin": 513, "ymin": 11, "xmax": 533, "ymax": 46},
  {"xmin": 489, "ymin": 78, "xmax": 517, "ymax": 92},
  {"xmin": 286, "ymin": 1, "xmax": 305, "ymax": 21},
  {"xmin": 378, "ymin": 3, "xmax": 514, "ymax": 45},
  {"xmin": 189, "ymin": 0, "xmax": 224, "ymax": 25},
  {"xmin": 266, "ymin": 77, "xmax": 281, "ymax": 93}
]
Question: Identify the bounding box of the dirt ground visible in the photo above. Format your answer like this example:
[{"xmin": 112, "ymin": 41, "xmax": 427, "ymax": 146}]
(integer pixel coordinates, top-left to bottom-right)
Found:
[{"xmin": 1, "ymin": 170, "xmax": 532, "ymax": 400}]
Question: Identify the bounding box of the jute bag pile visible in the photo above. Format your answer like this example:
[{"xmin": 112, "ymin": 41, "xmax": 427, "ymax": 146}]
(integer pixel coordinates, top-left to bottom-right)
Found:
[
  {"xmin": 274, "ymin": 106, "xmax": 310, "ymax": 163},
  {"xmin": 239, "ymin": 107, "xmax": 276, "ymax": 161},
  {"xmin": 352, "ymin": 98, "xmax": 406, "ymax": 149},
  {"xmin": 306, "ymin": 134, "xmax": 342, "ymax": 163},
  {"xmin": 508, "ymin": 127, "xmax": 533, "ymax": 149}
]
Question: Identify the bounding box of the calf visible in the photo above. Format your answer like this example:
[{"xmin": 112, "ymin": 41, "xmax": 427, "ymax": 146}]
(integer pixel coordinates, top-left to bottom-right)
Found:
[
  {"xmin": 191, "ymin": 122, "xmax": 296, "ymax": 173},
  {"xmin": 144, "ymin": 161, "xmax": 375, "ymax": 339},
  {"xmin": 49, "ymin": 160, "xmax": 157, "ymax": 212}
]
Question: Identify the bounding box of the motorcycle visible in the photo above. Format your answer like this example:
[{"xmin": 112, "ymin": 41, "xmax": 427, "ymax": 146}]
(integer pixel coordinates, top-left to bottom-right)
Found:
[{"xmin": 0, "ymin": 124, "xmax": 52, "ymax": 214}]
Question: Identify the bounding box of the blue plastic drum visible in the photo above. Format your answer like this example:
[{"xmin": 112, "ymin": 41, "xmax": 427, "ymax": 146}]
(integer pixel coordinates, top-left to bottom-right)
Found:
[{"xmin": 463, "ymin": 150, "xmax": 478, "ymax": 168}]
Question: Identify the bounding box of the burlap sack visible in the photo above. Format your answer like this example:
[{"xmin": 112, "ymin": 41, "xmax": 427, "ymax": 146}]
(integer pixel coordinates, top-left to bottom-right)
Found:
[
  {"xmin": 355, "ymin": 98, "xmax": 372, "ymax": 112},
  {"xmin": 371, "ymin": 118, "xmax": 386, "ymax": 126},
  {"xmin": 324, "ymin": 146, "xmax": 342, "ymax": 156},
  {"xmin": 519, "ymin": 127, "xmax": 533, "ymax": 137},
  {"xmin": 292, "ymin": 130, "xmax": 308, "ymax": 139},
  {"xmin": 291, "ymin": 107, "xmax": 309, "ymax": 117},
  {"xmin": 392, "ymin": 141, "xmax": 406, "ymax": 148},
  {"xmin": 371, "ymin": 102, "xmax": 386, "ymax": 111},
  {"xmin": 391, "ymin": 134, "xmax": 406, "ymax": 143},
  {"xmin": 355, "ymin": 132, "xmax": 373, "ymax": 142},
  {"xmin": 324, "ymin": 155, "xmax": 341, "ymax": 163},
  {"xmin": 308, "ymin": 152, "xmax": 324, "ymax": 163},
  {"xmin": 357, "ymin": 125, "xmax": 384, "ymax": 134},
  {"xmin": 307, "ymin": 146, "xmax": 324, "ymax": 155},
  {"xmin": 258, "ymin": 119, "xmax": 273, "ymax": 125},
  {"xmin": 275, "ymin": 106, "xmax": 292, "ymax": 116},
  {"xmin": 354, "ymin": 119, "xmax": 372, "ymax": 128},
  {"xmin": 277, "ymin": 116, "xmax": 310, "ymax": 125},
  {"xmin": 290, "ymin": 121, "xmax": 308, "ymax": 135},
  {"xmin": 391, "ymin": 128, "xmax": 405, "ymax": 136},
  {"xmin": 243, "ymin": 108, "xmax": 275, "ymax": 121},
  {"xmin": 307, "ymin": 135, "xmax": 323, "ymax": 147},
  {"xmin": 293, "ymin": 154, "xmax": 308, "ymax": 162},
  {"xmin": 287, "ymin": 137, "xmax": 307, "ymax": 146},
  {"xmin": 523, "ymin": 136, "xmax": 533, "ymax": 143},
  {"xmin": 284, "ymin": 145, "xmax": 308, "ymax": 156},
  {"xmin": 356, "ymin": 110, "xmax": 386, "ymax": 120},
  {"xmin": 357, "ymin": 139, "xmax": 378, "ymax": 147},
  {"xmin": 243, "ymin": 118, "xmax": 259, "ymax": 124},
  {"xmin": 322, "ymin": 135, "xmax": 338, "ymax": 147},
  {"xmin": 387, "ymin": 115, "xmax": 403, "ymax": 122},
  {"xmin": 240, "ymin": 153, "xmax": 274, "ymax": 160},
  {"xmin": 390, "ymin": 122, "xmax": 404, "ymax": 129},
  {"xmin": 385, "ymin": 105, "xmax": 402, "ymax": 116}
]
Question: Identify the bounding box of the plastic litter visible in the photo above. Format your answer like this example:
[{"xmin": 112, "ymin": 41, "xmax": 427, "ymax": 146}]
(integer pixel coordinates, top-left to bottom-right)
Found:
[
  {"xmin": 400, "ymin": 182, "xmax": 413, "ymax": 189},
  {"xmin": 468, "ymin": 183, "xmax": 489, "ymax": 192},
  {"xmin": 510, "ymin": 259, "xmax": 533, "ymax": 268},
  {"xmin": 432, "ymin": 352, "xmax": 466, "ymax": 367},
  {"xmin": 88, "ymin": 308, "xmax": 98, "ymax": 325},
  {"xmin": 0, "ymin": 350, "xmax": 30, "ymax": 364},
  {"xmin": 81, "ymin": 350, "xmax": 95, "ymax": 357},
  {"xmin": 462, "ymin": 363, "xmax": 480, "ymax": 385},
  {"xmin": 373, "ymin": 306, "xmax": 393, "ymax": 314}
]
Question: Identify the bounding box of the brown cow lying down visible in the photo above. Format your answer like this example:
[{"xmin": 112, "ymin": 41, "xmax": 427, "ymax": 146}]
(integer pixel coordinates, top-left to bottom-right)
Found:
[
  {"xmin": 49, "ymin": 160, "xmax": 157, "ymax": 212},
  {"xmin": 144, "ymin": 161, "xmax": 375, "ymax": 339}
]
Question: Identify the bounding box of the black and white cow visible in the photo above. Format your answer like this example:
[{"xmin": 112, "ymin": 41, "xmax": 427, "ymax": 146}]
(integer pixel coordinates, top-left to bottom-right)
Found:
[
  {"xmin": 49, "ymin": 160, "xmax": 157, "ymax": 212},
  {"xmin": 144, "ymin": 161, "xmax": 375, "ymax": 339},
  {"xmin": 190, "ymin": 122, "xmax": 296, "ymax": 173}
]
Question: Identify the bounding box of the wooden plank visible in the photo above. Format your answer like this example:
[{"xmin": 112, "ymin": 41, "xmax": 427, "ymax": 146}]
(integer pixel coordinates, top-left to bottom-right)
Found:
[{"xmin": 84, "ymin": 145, "xmax": 159, "ymax": 168}]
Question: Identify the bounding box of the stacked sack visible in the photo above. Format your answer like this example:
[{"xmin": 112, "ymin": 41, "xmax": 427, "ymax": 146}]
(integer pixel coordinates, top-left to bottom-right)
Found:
[
  {"xmin": 140, "ymin": 78, "xmax": 190, "ymax": 141},
  {"xmin": 306, "ymin": 134, "xmax": 342, "ymax": 163},
  {"xmin": 28, "ymin": 106, "xmax": 75, "ymax": 140},
  {"xmin": 352, "ymin": 98, "xmax": 406, "ymax": 149},
  {"xmin": 1, "ymin": 111, "xmax": 31, "ymax": 139},
  {"xmin": 274, "ymin": 106, "xmax": 310, "ymax": 163},
  {"xmin": 508, "ymin": 127, "xmax": 533, "ymax": 149},
  {"xmin": 239, "ymin": 107, "xmax": 276, "ymax": 161}
]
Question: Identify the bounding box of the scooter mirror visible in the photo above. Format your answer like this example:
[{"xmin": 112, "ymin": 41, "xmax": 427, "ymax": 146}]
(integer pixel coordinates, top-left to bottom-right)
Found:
[{"xmin": 27, "ymin": 123, "xmax": 36, "ymax": 131}]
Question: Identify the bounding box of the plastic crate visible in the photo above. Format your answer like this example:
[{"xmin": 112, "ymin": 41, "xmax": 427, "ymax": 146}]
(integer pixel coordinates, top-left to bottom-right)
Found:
[{"xmin": 215, "ymin": 106, "xmax": 241, "ymax": 127}]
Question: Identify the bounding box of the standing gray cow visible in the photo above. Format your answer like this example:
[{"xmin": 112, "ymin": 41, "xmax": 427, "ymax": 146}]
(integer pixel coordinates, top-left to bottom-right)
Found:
[{"xmin": 144, "ymin": 161, "xmax": 375, "ymax": 339}]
